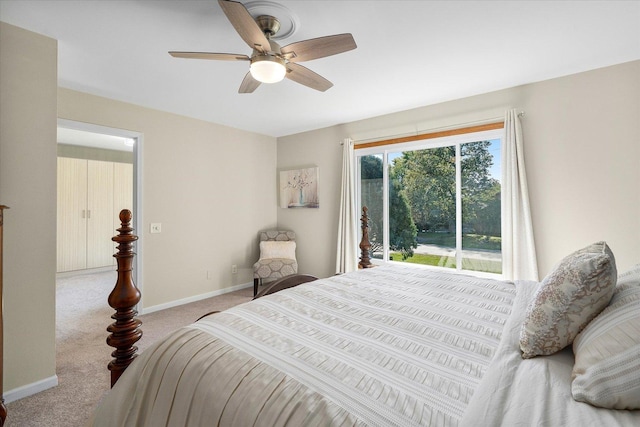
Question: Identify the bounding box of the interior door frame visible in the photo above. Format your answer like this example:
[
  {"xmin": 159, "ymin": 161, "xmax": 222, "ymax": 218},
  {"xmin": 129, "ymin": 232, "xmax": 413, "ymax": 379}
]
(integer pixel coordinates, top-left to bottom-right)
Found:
[{"xmin": 57, "ymin": 119, "xmax": 144, "ymax": 306}]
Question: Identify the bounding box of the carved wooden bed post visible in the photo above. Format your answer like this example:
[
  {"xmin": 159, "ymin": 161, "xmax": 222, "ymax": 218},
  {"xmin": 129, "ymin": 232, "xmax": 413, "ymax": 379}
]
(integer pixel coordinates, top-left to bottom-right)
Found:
[
  {"xmin": 0, "ymin": 205, "xmax": 8, "ymax": 426},
  {"xmin": 107, "ymin": 209, "xmax": 142, "ymax": 387},
  {"xmin": 358, "ymin": 206, "xmax": 374, "ymax": 269}
]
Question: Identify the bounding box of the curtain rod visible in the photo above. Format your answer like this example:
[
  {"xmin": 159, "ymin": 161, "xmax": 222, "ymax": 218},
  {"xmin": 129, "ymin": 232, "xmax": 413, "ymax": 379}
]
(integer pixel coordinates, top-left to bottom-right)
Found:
[{"xmin": 339, "ymin": 111, "xmax": 524, "ymax": 146}]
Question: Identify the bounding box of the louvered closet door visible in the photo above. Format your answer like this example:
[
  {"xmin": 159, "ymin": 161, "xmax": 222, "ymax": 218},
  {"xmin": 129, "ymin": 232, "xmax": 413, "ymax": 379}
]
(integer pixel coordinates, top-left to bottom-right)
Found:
[
  {"xmin": 113, "ymin": 162, "xmax": 133, "ymax": 227},
  {"xmin": 86, "ymin": 160, "xmax": 115, "ymax": 269},
  {"xmin": 112, "ymin": 163, "xmax": 133, "ymax": 265},
  {"xmin": 57, "ymin": 157, "xmax": 88, "ymax": 272}
]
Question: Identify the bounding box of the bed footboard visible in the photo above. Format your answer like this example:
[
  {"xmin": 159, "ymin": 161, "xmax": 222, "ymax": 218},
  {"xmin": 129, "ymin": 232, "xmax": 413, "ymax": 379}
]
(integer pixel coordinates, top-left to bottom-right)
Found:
[
  {"xmin": 253, "ymin": 274, "xmax": 318, "ymax": 299},
  {"xmin": 105, "ymin": 206, "xmax": 374, "ymax": 386}
]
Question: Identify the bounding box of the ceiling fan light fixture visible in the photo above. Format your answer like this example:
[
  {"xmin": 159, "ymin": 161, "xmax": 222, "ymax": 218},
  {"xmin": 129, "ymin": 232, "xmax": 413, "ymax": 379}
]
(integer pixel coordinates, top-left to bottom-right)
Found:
[
  {"xmin": 250, "ymin": 56, "xmax": 286, "ymax": 83},
  {"xmin": 169, "ymin": 1, "xmax": 356, "ymax": 93}
]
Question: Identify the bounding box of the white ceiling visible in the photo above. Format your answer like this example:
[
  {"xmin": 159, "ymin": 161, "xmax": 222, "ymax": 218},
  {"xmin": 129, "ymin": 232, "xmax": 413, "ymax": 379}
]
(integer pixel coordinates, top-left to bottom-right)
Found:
[{"xmin": 1, "ymin": 1, "xmax": 639, "ymax": 138}]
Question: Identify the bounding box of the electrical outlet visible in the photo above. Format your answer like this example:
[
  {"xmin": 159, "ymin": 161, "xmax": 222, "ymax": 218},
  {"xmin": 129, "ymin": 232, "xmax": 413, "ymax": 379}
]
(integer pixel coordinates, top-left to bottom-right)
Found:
[
  {"xmin": 150, "ymin": 223, "xmax": 162, "ymax": 234},
  {"xmin": 231, "ymin": 264, "xmax": 238, "ymax": 274},
  {"xmin": 207, "ymin": 270, "xmax": 212, "ymax": 280}
]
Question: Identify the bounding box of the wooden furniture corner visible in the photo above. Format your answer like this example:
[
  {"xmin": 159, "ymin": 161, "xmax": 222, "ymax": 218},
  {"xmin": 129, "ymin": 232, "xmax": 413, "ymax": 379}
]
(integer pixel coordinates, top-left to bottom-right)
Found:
[{"xmin": 0, "ymin": 205, "xmax": 8, "ymax": 426}]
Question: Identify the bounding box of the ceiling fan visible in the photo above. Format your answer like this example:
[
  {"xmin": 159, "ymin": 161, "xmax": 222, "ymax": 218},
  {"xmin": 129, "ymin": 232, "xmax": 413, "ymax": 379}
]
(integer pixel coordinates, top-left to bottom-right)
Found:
[{"xmin": 169, "ymin": 0, "xmax": 357, "ymax": 93}]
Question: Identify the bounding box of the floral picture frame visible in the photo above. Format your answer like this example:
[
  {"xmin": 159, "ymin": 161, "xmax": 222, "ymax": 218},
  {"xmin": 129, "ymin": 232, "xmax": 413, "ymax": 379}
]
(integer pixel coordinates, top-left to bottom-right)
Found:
[{"xmin": 280, "ymin": 167, "xmax": 319, "ymax": 208}]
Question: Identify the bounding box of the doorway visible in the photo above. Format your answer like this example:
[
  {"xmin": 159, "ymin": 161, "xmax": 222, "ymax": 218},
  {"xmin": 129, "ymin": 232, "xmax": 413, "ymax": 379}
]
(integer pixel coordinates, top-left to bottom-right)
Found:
[
  {"xmin": 56, "ymin": 119, "xmax": 142, "ymax": 292},
  {"xmin": 54, "ymin": 120, "xmax": 144, "ymax": 399}
]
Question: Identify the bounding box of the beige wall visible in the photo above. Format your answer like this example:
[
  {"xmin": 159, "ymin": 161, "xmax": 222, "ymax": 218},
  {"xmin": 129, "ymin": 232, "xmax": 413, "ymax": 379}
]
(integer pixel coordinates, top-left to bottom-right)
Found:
[
  {"xmin": 0, "ymin": 23, "xmax": 58, "ymax": 392},
  {"xmin": 58, "ymin": 88, "xmax": 278, "ymax": 309},
  {"xmin": 278, "ymin": 61, "xmax": 640, "ymax": 279},
  {"xmin": 277, "ymin": 126, "xmax": 346, "ymax": 278}
]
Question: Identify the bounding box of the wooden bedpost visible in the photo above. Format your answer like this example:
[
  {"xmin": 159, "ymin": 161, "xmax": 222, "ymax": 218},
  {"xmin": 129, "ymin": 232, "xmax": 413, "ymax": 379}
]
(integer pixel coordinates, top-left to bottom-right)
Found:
[
  {"xmin": 358, "ymin": 206, "xmax": 374, "ymax": 269},
  {"xmin": 107, "ymin": 209, "xmax": 142, "ymax": 388},
  {"xmin": 0, "ymin": 205, "xmax": 8, "ymax": 426}
]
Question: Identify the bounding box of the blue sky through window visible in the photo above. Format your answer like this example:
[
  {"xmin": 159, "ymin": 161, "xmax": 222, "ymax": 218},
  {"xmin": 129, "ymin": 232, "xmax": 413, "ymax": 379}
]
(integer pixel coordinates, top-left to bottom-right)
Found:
[{"xmin": 488, "ymin": 138, "xmax": 501, "ymax": 181}]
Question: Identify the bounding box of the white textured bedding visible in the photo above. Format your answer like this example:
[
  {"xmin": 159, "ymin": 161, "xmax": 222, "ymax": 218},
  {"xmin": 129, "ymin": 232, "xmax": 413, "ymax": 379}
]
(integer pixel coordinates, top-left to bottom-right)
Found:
[
  {"xmin": 90, "ymin": 264, "xmax": 516, "ymax": 426},
  {"xmin": 461, "ymin": 281, "xmax": 639, "ymax": 427},
  {"xmin": 89, "ymin": 264, "xmax": 639, "ymax": 426}
]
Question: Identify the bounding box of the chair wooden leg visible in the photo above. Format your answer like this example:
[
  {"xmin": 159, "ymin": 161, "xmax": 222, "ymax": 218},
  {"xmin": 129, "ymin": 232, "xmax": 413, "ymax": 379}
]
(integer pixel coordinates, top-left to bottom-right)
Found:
[{"xmin": 253, "ymin": 278, "xmax": 259, "ymax": 297}]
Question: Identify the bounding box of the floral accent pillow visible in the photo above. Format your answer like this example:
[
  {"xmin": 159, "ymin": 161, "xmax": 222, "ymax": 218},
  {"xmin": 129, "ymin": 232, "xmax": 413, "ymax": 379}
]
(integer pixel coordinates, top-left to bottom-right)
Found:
[{"xmin": 519, "ymin": 241, "xmax": 617, "ymax": 359}]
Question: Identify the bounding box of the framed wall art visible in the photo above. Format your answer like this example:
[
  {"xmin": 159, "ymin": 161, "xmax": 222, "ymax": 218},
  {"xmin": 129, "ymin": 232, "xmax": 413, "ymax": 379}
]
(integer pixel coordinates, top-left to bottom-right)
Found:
[{"xmin": 280, "ymin": 167, "xmax": 319, "ymax": 208}]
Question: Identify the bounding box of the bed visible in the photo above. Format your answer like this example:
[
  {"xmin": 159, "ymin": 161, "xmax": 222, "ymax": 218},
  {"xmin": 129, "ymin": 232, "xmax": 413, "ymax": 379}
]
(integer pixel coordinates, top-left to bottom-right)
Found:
[{"xmin": 92, "ymin": 209, "xmax": 639, "ymax": 426}]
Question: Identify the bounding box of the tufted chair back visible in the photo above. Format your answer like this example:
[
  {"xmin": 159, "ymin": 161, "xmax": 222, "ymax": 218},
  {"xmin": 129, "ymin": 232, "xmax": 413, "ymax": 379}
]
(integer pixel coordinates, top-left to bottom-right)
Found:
[{"xmin": 259, "ymin": 230, "xmax": 296, "ymax": 242}]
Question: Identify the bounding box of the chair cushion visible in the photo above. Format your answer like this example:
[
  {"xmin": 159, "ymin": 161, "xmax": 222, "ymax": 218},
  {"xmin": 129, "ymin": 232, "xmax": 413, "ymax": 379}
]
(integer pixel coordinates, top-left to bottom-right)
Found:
[
  {"xmin": 259, "ymin": 241, "xmax": 296, "ymax": 261},
  {"xmin": 253, "ymin": 258, "xmax": 298, "ymax": 280}
]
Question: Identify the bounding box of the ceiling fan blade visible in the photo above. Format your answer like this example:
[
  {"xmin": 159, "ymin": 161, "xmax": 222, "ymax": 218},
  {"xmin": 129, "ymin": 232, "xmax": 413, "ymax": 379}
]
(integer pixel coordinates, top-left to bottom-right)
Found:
[
  {"xmin": 218, "ymin": 0, "xmax": 270, "ymax": 53},
  {"xmin": 281, "ymin": 34, "xmax": 357, "ymax": 63},
  {"xmin": 286, "ymin": 63, "xmax": 333, "ymax": 92},
  {"xmin": 239, "ymin": 72, "xmax": 261, "ymax": 93},
  {"xmin": 169, "ymin": 51, "xmax": 250, "ymax": 61}
]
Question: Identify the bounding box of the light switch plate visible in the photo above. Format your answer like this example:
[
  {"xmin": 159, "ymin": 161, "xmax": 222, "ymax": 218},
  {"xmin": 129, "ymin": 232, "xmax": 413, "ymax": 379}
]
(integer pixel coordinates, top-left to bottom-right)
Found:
[{"xmin": 150, "ymin": 223, "xmax": 162, "ymax": 234}]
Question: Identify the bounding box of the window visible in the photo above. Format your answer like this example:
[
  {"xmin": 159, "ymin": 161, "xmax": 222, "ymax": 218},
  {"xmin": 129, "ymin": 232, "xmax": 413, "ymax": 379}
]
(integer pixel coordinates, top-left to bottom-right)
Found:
[{"xmin": 357, "ymin": 128, "xmax": 502, "ymax": 276}]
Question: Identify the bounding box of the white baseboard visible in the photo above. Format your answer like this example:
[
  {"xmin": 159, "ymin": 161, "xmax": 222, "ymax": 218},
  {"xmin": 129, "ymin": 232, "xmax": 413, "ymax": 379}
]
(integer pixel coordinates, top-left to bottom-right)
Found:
[
  {"xmin": 140, "ymin": 281, "xmax": 252, "ymax": 315},
  {"xmin": 4, "ymin": 375, "xmax": 59, "ymax": 403}
]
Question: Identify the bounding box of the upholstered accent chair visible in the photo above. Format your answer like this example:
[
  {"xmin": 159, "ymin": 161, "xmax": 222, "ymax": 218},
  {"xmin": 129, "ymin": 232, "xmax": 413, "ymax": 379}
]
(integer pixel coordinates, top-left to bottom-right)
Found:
[{"xmin": 253, "ymin": 230, "xmax": 297, "ymax": 296}]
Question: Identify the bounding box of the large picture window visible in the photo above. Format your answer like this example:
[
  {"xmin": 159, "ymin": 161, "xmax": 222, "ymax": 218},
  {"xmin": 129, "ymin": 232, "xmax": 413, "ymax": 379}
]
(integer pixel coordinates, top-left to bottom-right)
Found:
[{"xmin": 357, "ymin": 128, "xmax": 502, "ymax": 276}]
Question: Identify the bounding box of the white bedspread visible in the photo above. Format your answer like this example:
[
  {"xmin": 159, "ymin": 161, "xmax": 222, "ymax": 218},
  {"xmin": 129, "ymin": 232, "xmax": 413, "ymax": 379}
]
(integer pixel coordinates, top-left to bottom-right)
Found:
[
  {"xmin": 461, "ymin": 281, "xmax": 640, "ymax": 426},
  {"xmin": 90, "ymin": 264, "xmax": 517, "ymax": 426}
]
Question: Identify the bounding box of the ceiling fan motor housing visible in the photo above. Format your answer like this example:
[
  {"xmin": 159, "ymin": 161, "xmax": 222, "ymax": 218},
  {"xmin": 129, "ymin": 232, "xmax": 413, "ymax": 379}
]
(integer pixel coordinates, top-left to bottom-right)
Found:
[{"xmin": 256, "ymin": 15, "xmax": 280, "ymax": 38}]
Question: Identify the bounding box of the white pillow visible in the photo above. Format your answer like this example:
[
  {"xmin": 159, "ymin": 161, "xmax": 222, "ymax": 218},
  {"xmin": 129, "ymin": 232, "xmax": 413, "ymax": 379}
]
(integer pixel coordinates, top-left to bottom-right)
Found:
[
  {"xmin": 259, "ymin": 241, "xmax": 296, "ymax": 261},
  {"xmin": 571, "ymin": 264, "xmax": 640, "ymax": 409},
  {"xmin": 519, "ymin": 241, "xmax": 617, "ymax": 358}
]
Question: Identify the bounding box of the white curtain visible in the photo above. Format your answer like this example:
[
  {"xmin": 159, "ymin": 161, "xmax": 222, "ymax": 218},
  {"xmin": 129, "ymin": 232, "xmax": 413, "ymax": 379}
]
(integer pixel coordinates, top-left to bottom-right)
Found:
[
  {"xmin": 336, "ymin": 138, "xmax": 358, "ymax": 274},
  {"xmin": 502, "ymin": 109, "xmax": 539, "ymax": 281}
]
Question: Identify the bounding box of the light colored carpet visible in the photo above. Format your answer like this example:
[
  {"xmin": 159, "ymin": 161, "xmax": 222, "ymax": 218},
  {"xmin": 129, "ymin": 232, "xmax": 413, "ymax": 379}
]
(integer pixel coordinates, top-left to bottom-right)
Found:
[{"xmin": 6, "ymin": 270, "xmax": 253, "ymax": 426}]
